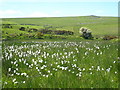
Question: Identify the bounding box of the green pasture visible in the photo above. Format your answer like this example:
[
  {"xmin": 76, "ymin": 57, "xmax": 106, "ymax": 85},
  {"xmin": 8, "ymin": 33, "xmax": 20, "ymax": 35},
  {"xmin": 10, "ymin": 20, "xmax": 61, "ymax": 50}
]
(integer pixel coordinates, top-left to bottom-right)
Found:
[
  {"xmin": 1, "ymin": 16, "xmax": 119, "ymax": 88},
  {"xmin": 2, "ymin": 16, "xmax": 118, "ymax": 37}
]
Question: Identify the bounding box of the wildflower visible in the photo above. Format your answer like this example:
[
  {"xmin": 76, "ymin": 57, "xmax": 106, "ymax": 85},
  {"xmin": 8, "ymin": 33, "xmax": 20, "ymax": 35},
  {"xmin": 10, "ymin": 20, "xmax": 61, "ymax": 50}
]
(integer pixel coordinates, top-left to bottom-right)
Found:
[
  {"xmin": 85, "ymin": 52, "xmax": 88, "ymax": 55},
  {"xmin": 73, "ymin": 59, "xmax": 77, "ymax": 62},
  {"xmin": 96, "ymin": 53, "xmax": 99, "ymax": 55},
  {"xmin": 46, "ymin": 75, "xmax": 49, "ymax": 77},
  {"xmin": 8, "ymin": 68, "xmax": 11, "ymax": 72},
  {"xmin": 32, "ymin": 59, "xmax": 34, "ymax": 62},
  {"xmin": 78, "ymin": 68, "xmax": 81, "ymax": 71},
  {"xmin": 34, "ymin": 61, "xmax": 37, "ymax": 65},
  {"xmin": 11, "ymin": 61, "xmax": 13, "ymax": 64},
  {"xmin": 76, "ymin": 73, "xmax": 82, "ymax": 77},
  {"xmin": 16, "ymin": 64, "xmax": 18, "ymax": 67},
  {"xmin": 106, "ymin": 68, "xmax": 110, "ymax": 72},
  {"xmin": 19, "ymin": 59, "xmax": 21, "ymax": 62},
  {"xmin": 55, "ymin": 69, "xmax": 58, "ymax": 71},
  {"xmin": 26, "ymin": 75, "xmax": 29, "ymax": 78},
  {"xmin": 43, "ymin": 75, "xmax": 46, "ymax": 77},
  {"xmin": 88, "ymin": 68, "xmax": 91, "ymax": 70},
  {"xmin": 100, "ymin": 52, "xmax": 102, "ymax": 55},
  {"xmin": 96, "ymin": 46, "xmax": 100, "ymax": 50},
  {"xmin": 14, "ymin": 82, "xmax": 18, "ymax": 84},
  {"xmin": 21, "ymin": 73, "xmax": 27, "ymax": 76},
  {"xmin": 41, "ymin": 66, "xmax": 44, "ymax": 69},
  {"xmin": 115, "ymin": 71, "xmax": 117, "ymax": 74},
  {"xmin": 68, "ymin": 69, "xmax": 71, "ymax": 72},
  {"xmin": 36, "ymin": 67, "xmax": 39, "ymax": 70},
  {"xmin": 23, "ymin": 81, "xmax": 26, "ymax": 83},
  {"xmin": 83, "ymin": 68, "xmax": 85, "ymax": 71},
  {"xmin": 110, "ymin": 66, "xmax": 112, "ymax": 68},
  {"xmin": 31, "ymin": 64, "xmax": 33, "ymax": 66},
  {"xmin": 48, "ymin": 70, "xmax": 50, "ymax": 73},
  {"xmin": 11, "ymin": 74, "xmax": 14, "ymax": 76},
  {"xmin": 26, "ymin": 63, "xmax": 29, "ymax": 66},
  {"xmin": 64, "ymin": 52, "xmax": 67, "ymax": 55},
  {"xmin": 13, "ymin": 70, "xmax": 16, "ymax": 73},
  {"xmin": 16, "ymin": 73, "xmax": 20, "ymax": 75},
  {"xmin": 91, "ymin": 66, "xmax": 94, "ymax": 68},
  {"xmin": 102, "ymin": 68, "xmax": 104, "ymax": 71},
  {"xmin": 50, "ymin": 73, "xmax": 53, "ymax": 76},
  {"xmin": 55, "ymin": 62, "xmax": 58, "ymax": 64},
  {"xmin": 4, "ymin": 82, "xmax": 8, "ymax": 85},
  {"xmin": 72, "ymin": 71, "xmax": 74, "ymax": 73},
  {"xmin": 13, "ymin": 78, "xmax": 16, "ymax": 82},
  {"xmin": 113, "ymin": 61, "xmax": 116, "ymax": 63},
  {"xmin": 90, "ymin": 72, "xmax": 92, "ymax": 74},
  {"xmin": 39, "ymin": 59, "xmax": 43, "ymax": 63},
  {"xmin": 72, "ymin": 64, "xmax": 77, "ymax": 67},
  {"xmin": 97, "ymin": 66, "xmax": 100, "ymax": 71}
]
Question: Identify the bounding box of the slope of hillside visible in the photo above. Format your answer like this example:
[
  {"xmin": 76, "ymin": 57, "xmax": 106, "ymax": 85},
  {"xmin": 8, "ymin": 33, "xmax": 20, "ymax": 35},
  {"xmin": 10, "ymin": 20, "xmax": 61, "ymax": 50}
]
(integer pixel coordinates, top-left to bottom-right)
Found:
[{"xmin": 1, "ymin": 16, "xmax": 118, "ymax": 40}]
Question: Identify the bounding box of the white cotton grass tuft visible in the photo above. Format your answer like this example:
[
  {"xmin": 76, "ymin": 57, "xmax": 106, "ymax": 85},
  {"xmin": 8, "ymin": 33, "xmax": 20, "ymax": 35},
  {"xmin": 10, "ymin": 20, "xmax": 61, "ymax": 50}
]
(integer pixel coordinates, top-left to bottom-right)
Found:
[
  {"xmin": 106, "ymin": 68, "xmax": 111, "ymax": 72},
  {"xmin": 113, "ymin": 61, "xmax": 116, "ymax": 63},
  {"xmin": 97, "ymin": 66, "xmax": 100, "ymax": 71},
  {"xmin": 8, "ymin": 68, "xmax": 11, "ymax": 72},
  {"xmin": 90, "ymin": 72, "xmax": 92, "ymax": 74},
  {"xmin": 115, "ymin": 71, "xmax": 117, "ymax": 74},
  {"xmin": 12, "ymin": 78, "xmax": 16, "ymax": 82},
  {"xmin": 82, "ymin": 68, "xmax": 85, "ymax": 71},
  {"xmin": 23, "ymin": 81, "xmax": 26, "ymax": 83}
]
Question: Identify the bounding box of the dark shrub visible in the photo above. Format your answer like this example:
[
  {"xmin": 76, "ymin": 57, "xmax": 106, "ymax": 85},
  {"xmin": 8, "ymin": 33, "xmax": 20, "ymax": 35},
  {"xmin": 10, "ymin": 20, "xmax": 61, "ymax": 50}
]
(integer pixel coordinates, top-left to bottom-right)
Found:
[
  {"xmin": 103, "ymin": 36, "xmax": 118, "ymax": 40},
  {"xmin": 19, "ymin": 27, "xmax": 26, "ymax": 31},
  {"xmin": 28, "ymin": 28, "xmax": 38, "ymax": 32},
  {"xmin": 2, "ymin": 24, "xmax": 12, "ymax": 28},
  {"xmin": 36, "ymin": 32, "xmax": 44, "ymax": 39}
]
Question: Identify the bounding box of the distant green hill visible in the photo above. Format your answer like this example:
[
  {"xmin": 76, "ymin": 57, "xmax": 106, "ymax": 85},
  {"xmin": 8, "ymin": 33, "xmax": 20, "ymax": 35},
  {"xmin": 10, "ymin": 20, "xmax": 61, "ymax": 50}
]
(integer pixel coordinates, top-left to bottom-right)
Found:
[{"xmin": 1, "ymin": 16, "xmax": 118, "ymax": 40}]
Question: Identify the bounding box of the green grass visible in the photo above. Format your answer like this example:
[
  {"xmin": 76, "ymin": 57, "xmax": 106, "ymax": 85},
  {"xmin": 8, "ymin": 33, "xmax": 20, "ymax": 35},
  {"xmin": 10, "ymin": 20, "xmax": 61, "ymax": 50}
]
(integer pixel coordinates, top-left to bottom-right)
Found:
[
  {"xmin": 1, "ymin": 16, "xmax": 118, "ymax": 88},
  {"xmin": 2, "ymin": 40, "xmax": 118, "ymax": 88},
  {"xmin": 2, "ymin": 16, "xmax": 118, "ymax": 37}
]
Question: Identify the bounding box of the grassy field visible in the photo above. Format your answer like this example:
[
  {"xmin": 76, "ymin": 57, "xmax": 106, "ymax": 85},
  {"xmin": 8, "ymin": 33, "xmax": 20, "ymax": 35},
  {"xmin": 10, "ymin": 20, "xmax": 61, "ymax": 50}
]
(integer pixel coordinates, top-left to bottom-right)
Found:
[
  {"xmin": 2, "ymin": 40, "xmax": 118, "ymax": 88},
  {"xmin": 1, "ymin": 16, "xmax": 119, "ymax": 88},
  {"xmin": 2, "ymin": 16, "xmax": 118, "ymax": 37}
]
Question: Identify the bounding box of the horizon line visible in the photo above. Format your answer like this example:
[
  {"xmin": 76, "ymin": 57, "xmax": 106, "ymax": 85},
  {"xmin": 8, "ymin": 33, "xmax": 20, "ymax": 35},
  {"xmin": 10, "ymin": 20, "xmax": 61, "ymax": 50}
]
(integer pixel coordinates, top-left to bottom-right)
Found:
[{"xmin": 1, "ymin": 15, "xmax": 118, "ymax": 19}]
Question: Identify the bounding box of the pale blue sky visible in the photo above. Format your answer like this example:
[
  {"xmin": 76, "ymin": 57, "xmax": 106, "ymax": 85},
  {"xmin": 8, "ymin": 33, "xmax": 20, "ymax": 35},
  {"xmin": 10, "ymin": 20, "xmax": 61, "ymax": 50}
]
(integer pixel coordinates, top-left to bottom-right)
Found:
[{"xmin": 0, "ymin": 0, "xmax": 119, "ymax": 18}]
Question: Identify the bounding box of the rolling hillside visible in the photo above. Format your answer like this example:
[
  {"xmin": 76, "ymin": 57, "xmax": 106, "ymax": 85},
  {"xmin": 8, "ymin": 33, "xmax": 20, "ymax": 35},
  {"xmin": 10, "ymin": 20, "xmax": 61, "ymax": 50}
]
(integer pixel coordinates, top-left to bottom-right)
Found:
[{"xmin": 1, "ymin": 16, "xmax": 118, "ymax": 39}]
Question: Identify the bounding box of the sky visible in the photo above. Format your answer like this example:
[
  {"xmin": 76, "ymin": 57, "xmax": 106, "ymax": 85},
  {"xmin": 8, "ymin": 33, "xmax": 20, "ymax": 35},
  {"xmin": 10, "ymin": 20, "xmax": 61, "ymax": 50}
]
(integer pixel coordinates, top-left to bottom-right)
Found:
[{"xmin": 0, "ymin": 0, "xmax": 119, "ymax": 18}]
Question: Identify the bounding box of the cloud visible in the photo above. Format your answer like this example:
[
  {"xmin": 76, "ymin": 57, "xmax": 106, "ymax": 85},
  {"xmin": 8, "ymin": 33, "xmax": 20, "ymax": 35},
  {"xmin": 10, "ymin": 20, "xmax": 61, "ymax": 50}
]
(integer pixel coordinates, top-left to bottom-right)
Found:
[
  {"xmin": 27, "ymin": 12, "xmax": 51, "ymax": 17},
  {"xmin": 0, "ymin": 10, "xmax": 52, "ymax": 18},
  {"xmin": 1, "ymin": 10, "xmax": 22, "ymax": 14},
  {"xmin": 0, "ymin": 10, "xmax": 23, "ymax": 18}
]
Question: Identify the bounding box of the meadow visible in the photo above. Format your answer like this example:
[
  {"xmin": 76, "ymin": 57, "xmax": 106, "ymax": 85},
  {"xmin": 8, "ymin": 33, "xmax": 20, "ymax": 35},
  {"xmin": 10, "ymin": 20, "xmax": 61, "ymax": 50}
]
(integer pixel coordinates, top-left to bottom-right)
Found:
[
  {"xmin": 2, "ymin": 16, "xmax": 118, "ymax": 37},
  {"xmin": 2, "ymin": 40, "xmax": 118, "ymax": 88},
  {"xmin": 1, "ymin": 16, "xmax": 119, "ymax": 88}
]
